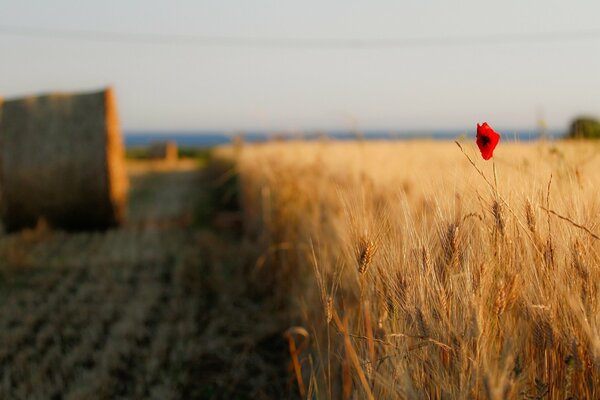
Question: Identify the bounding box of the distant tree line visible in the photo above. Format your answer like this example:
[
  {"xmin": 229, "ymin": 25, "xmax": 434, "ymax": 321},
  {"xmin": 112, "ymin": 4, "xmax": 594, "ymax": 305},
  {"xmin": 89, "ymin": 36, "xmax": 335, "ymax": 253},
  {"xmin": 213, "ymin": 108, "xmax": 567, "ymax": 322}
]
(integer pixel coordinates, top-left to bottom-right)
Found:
[{"xmin": 568, "ymin": 116, "xmax": 600, "ymax": 139}]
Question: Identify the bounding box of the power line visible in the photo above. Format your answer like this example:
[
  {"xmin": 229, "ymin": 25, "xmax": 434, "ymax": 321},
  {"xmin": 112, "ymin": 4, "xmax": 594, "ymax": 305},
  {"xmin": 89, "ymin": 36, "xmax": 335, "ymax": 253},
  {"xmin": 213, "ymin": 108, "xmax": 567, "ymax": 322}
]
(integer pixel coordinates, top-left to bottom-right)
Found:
[{"xmin": 1, "ymin": 24, "xmax": 600, "ymax": 49}]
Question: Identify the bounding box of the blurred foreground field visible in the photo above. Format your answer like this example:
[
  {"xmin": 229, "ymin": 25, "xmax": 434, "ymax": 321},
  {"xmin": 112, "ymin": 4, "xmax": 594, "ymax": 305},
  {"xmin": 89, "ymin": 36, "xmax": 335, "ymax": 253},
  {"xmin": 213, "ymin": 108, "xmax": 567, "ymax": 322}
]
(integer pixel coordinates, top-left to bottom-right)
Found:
[
  {"xmin": 232, "ymin": 139, "xmax": 600, "ymax": 399},
  {"xmin": 0, "ymin": 157, "xmax": 287, "ymax": 399}
]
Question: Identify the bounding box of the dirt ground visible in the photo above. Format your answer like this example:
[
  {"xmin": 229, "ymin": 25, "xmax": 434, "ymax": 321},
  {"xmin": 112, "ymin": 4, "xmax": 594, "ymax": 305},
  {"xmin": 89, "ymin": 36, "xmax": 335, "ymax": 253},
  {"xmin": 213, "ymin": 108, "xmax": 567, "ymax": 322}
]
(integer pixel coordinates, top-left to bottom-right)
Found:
[{"xmin": 0, "ymin": 159, "xmax": 289, "ymax": 400}]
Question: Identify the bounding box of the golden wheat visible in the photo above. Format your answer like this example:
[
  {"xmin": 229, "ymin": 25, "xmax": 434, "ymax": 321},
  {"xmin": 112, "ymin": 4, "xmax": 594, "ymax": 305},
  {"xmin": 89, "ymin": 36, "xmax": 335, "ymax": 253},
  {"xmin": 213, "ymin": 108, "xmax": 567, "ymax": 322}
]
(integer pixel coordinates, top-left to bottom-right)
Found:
[{"xmin": 229, "ymin": 139, "xmax": 600, "ymax": 399}]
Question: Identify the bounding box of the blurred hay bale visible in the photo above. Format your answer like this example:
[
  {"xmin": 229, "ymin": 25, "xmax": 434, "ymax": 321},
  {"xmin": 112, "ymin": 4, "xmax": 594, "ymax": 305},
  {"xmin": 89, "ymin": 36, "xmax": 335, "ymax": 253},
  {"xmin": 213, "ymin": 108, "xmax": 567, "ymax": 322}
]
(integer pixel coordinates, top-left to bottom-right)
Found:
[
  {"xmin": 0, "ymin": 87, "xmax": 128, "ymax": 231},
  {"xmin": 148, "ymin": 141, "xmax": 178, "ymax": 162}
]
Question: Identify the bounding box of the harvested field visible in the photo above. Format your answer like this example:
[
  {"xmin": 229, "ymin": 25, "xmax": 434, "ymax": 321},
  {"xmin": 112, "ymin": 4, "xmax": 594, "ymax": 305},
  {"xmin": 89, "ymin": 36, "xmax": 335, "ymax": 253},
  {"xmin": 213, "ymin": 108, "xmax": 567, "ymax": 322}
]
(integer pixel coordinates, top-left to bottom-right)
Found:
[{"xmin": 0, "ymin": 158, "xmax": 289, "ymax": 399}]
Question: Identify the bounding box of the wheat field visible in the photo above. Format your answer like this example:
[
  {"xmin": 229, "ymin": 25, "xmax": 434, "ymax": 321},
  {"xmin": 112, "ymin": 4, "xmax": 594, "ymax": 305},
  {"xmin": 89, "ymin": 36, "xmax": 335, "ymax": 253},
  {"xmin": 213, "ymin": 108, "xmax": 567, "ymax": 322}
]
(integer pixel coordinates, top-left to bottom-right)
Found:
[{"xmin": 231, "ymin": 139, "xmax": 600, "ymax": 399}]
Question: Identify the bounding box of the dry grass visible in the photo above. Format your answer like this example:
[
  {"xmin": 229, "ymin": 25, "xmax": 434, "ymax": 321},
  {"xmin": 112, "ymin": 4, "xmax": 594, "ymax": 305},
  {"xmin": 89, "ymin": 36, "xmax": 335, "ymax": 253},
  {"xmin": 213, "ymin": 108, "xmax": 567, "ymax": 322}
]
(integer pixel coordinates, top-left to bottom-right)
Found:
[{"xmin": 231, "ymin": 139, "xmax": 600, "ymax": 399}]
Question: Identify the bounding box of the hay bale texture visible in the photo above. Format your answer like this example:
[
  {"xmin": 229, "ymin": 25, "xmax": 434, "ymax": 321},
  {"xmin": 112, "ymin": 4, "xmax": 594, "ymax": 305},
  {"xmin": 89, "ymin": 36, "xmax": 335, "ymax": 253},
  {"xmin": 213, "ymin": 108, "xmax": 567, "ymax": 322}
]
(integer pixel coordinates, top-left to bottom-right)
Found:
[
  {"xmin": 0, "ymin": 87, "xmax": 128, "ymax": 231},
  {"xmin": 148, "ymin": 141, "xmax": 178, "ymax": 162}
]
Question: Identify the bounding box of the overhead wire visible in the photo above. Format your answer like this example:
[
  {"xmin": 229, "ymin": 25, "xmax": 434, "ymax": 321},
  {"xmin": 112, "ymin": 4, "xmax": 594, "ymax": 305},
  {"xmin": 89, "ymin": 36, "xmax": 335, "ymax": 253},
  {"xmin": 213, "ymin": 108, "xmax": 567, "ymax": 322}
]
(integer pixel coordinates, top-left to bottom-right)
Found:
[{"xmin": 1, "ymin": 24, "xmax": 600, "ymax": 49}]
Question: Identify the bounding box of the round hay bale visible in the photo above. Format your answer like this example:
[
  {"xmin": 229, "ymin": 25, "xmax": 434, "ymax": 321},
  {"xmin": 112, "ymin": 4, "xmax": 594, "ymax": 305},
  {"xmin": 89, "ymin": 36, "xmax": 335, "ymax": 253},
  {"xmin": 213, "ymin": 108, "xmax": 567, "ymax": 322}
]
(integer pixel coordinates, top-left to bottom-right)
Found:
[
  {"xmin": 0, "ymin": 87, "xmax": 128, "ymax": 231},
  {"xmin": 148, "ymin": 140, "xmax": 178, "ymax": 162}
]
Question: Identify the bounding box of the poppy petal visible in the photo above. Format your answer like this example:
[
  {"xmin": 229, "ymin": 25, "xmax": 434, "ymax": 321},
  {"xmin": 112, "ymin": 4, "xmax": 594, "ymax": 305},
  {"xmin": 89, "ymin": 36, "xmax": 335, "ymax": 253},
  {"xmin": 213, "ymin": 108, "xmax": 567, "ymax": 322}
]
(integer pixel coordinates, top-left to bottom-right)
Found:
[{"xmin": 476, "ymin": 122, "xmax": 500, "ymax": 160}]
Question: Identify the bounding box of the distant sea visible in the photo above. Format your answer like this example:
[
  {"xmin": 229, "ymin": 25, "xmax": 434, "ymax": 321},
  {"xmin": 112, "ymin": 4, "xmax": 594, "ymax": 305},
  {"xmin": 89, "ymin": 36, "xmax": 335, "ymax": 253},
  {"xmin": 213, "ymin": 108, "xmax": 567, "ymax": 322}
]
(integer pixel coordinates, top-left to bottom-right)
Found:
[{"xmin": 124, "ymin": 129, "xmax": 565, "ymax": 149}]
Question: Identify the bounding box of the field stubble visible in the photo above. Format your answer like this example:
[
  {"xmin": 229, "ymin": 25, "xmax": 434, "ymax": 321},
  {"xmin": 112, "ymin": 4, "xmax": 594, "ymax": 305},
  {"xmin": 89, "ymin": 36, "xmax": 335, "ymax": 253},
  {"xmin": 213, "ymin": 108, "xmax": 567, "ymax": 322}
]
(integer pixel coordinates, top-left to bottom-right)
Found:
[
  {"xmin": 233, "ymin": 139, "xmax": 600, "ymax": 399},
  {"xmin": 0, "ymin": 159, "xmax": 288, "ymax": 399}
]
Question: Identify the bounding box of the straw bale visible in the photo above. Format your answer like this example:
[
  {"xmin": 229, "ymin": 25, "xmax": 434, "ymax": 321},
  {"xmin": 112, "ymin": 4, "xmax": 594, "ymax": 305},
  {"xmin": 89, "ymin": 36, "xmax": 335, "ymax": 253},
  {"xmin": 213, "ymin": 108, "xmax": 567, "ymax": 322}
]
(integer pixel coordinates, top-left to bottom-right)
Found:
[
  {"xmin": 0, "ymin": 87, "xmax": 128, "ymax": 231},
  {"xmin": 148, "ymin": 141, "xmax": 178, "ymax": 162}
]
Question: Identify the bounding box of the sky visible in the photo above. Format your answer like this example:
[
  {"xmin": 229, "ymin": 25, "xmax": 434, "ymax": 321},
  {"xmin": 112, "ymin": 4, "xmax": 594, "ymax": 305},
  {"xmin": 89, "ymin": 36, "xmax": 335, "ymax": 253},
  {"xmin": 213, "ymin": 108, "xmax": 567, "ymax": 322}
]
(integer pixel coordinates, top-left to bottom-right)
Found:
[{"xmin": 1, "ymin": 1, "xmax": 600, "ymax": 132}]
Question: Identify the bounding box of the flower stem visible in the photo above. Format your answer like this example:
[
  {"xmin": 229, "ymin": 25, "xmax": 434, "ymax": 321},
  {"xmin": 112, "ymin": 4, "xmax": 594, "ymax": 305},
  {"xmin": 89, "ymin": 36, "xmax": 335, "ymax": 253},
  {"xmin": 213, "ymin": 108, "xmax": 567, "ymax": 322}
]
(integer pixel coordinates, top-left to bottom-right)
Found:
[
  {"xmin": 454, "ymin": 141, "xmax": 544, "ymax": 256},
  {"xmin": 492, "ymin": 158, "xmax": 499, "ymax": 200}
]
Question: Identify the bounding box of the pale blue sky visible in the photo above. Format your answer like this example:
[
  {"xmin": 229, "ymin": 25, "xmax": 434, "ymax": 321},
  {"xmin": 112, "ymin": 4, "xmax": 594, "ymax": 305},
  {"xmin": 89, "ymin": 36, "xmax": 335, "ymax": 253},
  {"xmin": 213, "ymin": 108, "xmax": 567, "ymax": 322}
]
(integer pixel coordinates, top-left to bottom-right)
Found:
[{"xmin": 1, "ymin": 1, "xmax": 600, "ymax": 131}]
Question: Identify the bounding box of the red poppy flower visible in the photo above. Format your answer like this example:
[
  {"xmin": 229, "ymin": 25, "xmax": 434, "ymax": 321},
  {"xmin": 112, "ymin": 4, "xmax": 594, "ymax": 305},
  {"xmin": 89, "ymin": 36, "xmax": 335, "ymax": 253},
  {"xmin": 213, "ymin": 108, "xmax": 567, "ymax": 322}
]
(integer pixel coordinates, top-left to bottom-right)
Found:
[{"xmin": 476, "ymin": 122, "xmax": 500, "ymax": 160}]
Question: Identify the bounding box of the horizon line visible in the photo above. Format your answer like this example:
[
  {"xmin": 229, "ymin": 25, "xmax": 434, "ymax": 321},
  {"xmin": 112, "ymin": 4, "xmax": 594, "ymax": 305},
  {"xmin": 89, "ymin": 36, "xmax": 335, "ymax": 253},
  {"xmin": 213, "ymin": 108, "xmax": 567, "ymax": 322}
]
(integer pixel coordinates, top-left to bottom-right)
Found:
[{"xmin": 123, "ymin": 127, "xmax": 566, "ymax": 135}]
